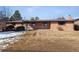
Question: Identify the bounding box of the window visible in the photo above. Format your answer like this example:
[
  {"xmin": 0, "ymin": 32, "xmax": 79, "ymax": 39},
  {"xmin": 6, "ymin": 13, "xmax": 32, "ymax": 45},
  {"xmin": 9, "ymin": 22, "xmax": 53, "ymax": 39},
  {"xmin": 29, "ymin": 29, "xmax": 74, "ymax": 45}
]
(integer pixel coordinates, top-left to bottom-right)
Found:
[
  {"xmin": 32, "ymin": 23, "xmax": 35, "ymax": 26},
  {"xmin": 43, "ymin": 22, "xmax": 49, "ymax": 28},
  {"xmin": 31, "ymin": 22, "xmax": 36, "ymax": 28}
]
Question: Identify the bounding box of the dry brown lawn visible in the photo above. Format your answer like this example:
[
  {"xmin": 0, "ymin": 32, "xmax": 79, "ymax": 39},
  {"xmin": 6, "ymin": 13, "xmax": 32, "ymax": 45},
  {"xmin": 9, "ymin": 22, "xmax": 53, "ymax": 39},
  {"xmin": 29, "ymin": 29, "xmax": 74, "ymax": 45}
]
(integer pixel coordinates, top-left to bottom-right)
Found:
[{"xmin": 2, "ymin": 29, "xmax": 79, "ymax": 52}]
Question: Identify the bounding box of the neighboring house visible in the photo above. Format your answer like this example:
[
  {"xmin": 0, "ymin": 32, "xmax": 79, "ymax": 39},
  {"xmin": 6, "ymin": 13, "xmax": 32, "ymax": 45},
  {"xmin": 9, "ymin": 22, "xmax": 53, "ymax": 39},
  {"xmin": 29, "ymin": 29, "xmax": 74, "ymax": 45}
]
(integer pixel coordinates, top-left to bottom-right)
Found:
[
  {"xmin": 74, "ymin": 18, "xmax": 79, "ymax": 30},
  {"xmin": 0, "ymin": 20, "xmax": 6, "ymax": 31}
]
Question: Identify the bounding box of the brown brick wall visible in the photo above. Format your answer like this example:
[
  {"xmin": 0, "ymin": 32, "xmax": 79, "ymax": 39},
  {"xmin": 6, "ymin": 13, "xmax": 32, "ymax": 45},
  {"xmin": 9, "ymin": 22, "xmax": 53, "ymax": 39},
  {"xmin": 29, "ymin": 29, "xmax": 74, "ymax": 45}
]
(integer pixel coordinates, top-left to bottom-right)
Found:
[
  {"xmin": 50, "ymin": 21, "xmax": 74, "ymax": 31},
  {"xmin": 35, "ymin": 22, "xmax": 43, "ymax": 29},
  {"xmin": 63, "ymin": 22, "xmax": 74, "ymax": 31},
  {"xmin": 25, "ymin": 22, "xmax": 50, "ymax": 29},
  {"xmin": 50, "ymin": 22, "xmax": 59, "ymax": 31}
]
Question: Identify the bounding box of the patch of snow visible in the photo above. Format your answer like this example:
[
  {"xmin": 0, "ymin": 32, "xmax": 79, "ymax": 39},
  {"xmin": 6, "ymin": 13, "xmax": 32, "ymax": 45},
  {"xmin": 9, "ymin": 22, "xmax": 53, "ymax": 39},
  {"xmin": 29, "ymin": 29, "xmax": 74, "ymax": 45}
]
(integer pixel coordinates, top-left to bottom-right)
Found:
[
  {"xmin": 0, "ymin": 31, "xmax": 25, "ymax": 50},
  {"xmin": 0, "ymin": 31, "xmax": 24, "ymax": 39}
]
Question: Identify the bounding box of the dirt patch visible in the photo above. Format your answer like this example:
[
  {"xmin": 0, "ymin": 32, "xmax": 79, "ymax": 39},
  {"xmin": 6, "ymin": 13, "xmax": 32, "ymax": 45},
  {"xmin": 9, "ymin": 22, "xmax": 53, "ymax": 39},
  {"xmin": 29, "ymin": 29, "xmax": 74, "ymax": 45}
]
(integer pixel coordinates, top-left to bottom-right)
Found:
[{"xmin": 2, "ymin": 29, "xmax": 79, "ymax": 52}]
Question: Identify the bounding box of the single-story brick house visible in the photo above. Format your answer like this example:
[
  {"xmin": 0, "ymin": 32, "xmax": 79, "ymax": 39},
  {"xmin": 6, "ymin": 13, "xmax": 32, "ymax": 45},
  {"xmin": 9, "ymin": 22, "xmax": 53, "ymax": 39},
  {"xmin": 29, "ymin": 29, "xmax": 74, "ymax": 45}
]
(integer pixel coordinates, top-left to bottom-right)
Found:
[
  {"xmin": 23, "ymin": 20, "xmax": 74, "ymax": 31},
  {"xmin": 24, "ymin": 16, "xmax": 74, "ymax": 31}
]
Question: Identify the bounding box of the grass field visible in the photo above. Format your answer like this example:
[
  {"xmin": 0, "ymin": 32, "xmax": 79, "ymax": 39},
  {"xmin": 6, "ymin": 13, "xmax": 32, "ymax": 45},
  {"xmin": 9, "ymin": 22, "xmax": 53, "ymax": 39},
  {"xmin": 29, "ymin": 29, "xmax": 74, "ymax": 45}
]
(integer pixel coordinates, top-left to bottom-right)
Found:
[{"xmin": 3, "ymin": 29, "xmax": 79, "ymax": 52}]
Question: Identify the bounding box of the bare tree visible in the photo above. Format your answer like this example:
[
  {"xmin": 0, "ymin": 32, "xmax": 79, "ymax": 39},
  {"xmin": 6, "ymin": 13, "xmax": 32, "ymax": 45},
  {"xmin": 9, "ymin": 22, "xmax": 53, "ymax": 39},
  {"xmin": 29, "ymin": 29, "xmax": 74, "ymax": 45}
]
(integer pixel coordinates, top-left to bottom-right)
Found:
[{"xmin": 0, "ymin": 6, "xmax": 11, "ymax": 21}]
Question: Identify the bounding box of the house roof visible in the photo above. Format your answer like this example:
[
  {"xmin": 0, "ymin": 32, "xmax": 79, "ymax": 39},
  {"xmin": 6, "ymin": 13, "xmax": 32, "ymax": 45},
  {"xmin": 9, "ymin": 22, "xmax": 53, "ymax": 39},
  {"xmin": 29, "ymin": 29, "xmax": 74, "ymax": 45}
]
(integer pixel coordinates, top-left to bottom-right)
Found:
[
  {"xmin": 23, "ymin": 19, "xmax": 74, "ymax": 23},
  {"xmin": 23, "ymin": 16, "xmax": 74, "ymax": 22},
  {"xmin": 6, "ymin": 20, "xmax": 23, "ymax": 23},
  {"xmin": 4, "ymin": 18, "xmax": 75, "ymax": 24}
]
